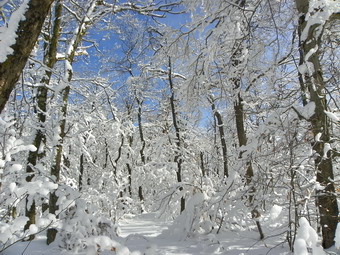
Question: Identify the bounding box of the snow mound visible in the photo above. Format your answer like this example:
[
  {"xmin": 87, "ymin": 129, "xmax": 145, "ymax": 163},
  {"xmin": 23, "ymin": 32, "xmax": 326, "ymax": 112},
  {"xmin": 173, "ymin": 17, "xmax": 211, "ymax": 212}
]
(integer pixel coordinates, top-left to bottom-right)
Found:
[{"xmin": 294, "ymin": 217, "xmax": 325, "ymax": 255}]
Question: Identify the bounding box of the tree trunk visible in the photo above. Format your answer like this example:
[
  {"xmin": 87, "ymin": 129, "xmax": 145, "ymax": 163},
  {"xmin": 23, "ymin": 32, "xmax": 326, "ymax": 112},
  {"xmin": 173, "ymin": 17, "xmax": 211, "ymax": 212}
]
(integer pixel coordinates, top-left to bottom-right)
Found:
[
  {"xmin": 168, "ymin": 57, "xmax": 185, "ymax": 213},
  {"xmin": 47, "ymin": 1, "xmax": 98, "ymax": 244},
  {"xmin": 233, "ymin": 91, "xmax": 264, "ymax": 240},
  {"xmin": 295, "ymin": 0, "xmax": 339, "ymax": 248},
  {"xmin": 209, "ymin": 97, "xmax": 229, "ymax": 178},
  {"xmin": 79, "ymin": 153, "xmax": 84, "ymax": 191},
  {"xmin": 200, "ymin": 152, "xmax": 205, "ymax": 177},
  {"xmin": 230, "ymin": 0, "xmax": 264, "ymax": 239},
  {"xmin": 47, "ymin": 85, "xmax": 70, "ymax": 245},
  {"xmin": 0, "ymin": 0, "xmax": 54, "ymax": 113},
  {"xmin": 136, "ymin": 98, "xmax": 145, "ymax": 207},
  {"xmin": 24, "ymin": 0, "xmax": 62, "ymax": 240},
  {"xmin": 126, "ymin": 135, "xmax": 133, "ymax": 197}
]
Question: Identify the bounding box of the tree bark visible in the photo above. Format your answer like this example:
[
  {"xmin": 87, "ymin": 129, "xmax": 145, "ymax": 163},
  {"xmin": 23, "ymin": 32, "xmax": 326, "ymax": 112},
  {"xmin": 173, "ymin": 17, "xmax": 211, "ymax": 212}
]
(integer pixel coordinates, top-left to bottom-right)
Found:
[
  {"xmin": 209, "ymin": 97, "xmax": 229, "ymax": 178},
  {"xmin": 136, "ymin": 98, "xmax": 145, "ymax": 205},
  {"xmin": 47, "ymin": 85, "xmax": 69, "ymax": 245},
  {"xmin": 168, "ymin": 57, "xmax": 185, "ymax": 213},
  {"xmin": 295, "ymin": 0, "xmax": 339, "ymax": 248},
  {"xmin": 24, "ymin": 0, "xmax": 62, "ymax": 240},
  {"xmin": 233, "ymin": 88, "xmax": 264, "ymax": 240},
  {"xmin": 0, "ymin": 0, "xmax": 54, "ymax": 113},
  {"xmin": 47, "ymin": 0, "xmax": 98, "ymax": 244},
  {"xmin": 229, "ymin": 0, "xmax": 264, "ymax": 239},
  {"xmin": 79, "ymin": 153, "xmax": 84, "ymax": 191}
]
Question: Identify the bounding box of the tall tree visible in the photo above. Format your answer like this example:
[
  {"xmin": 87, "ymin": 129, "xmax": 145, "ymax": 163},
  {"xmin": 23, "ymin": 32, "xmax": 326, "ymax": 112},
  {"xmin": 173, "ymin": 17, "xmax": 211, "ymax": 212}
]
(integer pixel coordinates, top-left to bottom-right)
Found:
[
  {"xmin": 208, "ymin": 96, "xmax": 229, "ymax": 178},
  {"xmin": 168, "ymin": 57, "xmax": 185, "ymax": 213},
  {"xmin": 24, "ymin": 0, "xmax": 63, "ymax": 239},
  {"xmin": 295, "ymin": 0, "xmax": 339, "ymax": 248},
  {"xmin": 47, "ymin": 0, "xmax": 99, "ymax": 244},
  {"xmin": 229, "ymin": 0, "xmax": 264, "ymax": 239}
]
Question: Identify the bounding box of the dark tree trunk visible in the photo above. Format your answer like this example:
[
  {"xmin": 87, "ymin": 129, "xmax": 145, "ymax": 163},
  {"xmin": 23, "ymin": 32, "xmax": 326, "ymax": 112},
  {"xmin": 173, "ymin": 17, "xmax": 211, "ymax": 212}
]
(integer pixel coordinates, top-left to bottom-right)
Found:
[
  {"xmin": 200, "ymin": 152, "xmax": 205, "ymax": 177},
  {"xmin": 24, "ymin": 0, "xmax": 62, "ymax": 239},
  {"xmin": 233, "ymin": 91, "xmax": 264, "ymax": 240},
  {"xmin": 0, "ymin": 0, "xmax": 54, "ymax": 113},
  {"xmin": 47, "ymin": 85, "xmax": 69, "ymax": 245},
  {"xmin": 136, "ymin": 98, "xmax": 145, "ymax": 206},
  {"xmin": 79, "ymin": 153, "xmax": 84, "ymax": 191},
  {"xmin": 210, "ymin": 98, "xmax": 229, "ymax": 178},
  {"xmin": 47, "ymin": 1, "xmax": 98, "ymax": 244},
  {"xmin": 168, "ymin": 57, "xmax": 185, "ymax": 213},
  {"xmin": 295, "ymin": 0, "xmax": 339, "ymax": 248},
  {"xmin": 230, "ymin": 0, "xmax": 263, "ymax": 239},
  {"xmin": 126, "ymin": 135, "xmax": 133, "ymax": 197}
]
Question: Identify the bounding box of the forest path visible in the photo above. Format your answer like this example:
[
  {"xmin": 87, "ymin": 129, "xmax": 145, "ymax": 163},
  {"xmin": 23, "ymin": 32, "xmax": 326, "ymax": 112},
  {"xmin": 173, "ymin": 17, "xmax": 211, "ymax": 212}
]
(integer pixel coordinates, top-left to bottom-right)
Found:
[
  {"xmin": 119, "ymin": 212, "xmax": 215, "ymax": 255},
  {"xmin": 118, "ymin": 212, "xmax": 284, "ymax": 255}
]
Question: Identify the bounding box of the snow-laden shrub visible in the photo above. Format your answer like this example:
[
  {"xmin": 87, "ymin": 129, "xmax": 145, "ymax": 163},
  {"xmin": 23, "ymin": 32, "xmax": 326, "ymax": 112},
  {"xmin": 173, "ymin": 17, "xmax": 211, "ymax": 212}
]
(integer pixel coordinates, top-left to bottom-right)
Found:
[
  {"xmin": 161, "ymin": 192, "xmax": 205, "ymax": 240},
  {"xmin": 0, "ymin": 115, "xmax": 57, "ymax": 251},
  {"xmin": 294, "ymin": 217, "xmax": 325, "ymax": 255},
  {"xmin": 58, "ymin": 196, "xmax": 120, "ymax": 252}
]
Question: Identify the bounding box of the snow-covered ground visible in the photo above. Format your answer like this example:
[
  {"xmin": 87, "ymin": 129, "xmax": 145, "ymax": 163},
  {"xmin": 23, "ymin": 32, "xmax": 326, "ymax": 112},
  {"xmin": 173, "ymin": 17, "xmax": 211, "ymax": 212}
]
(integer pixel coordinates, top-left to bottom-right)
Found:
[
  {"xmin": 119, "ymin": 213, "xmax": 289, "ymax": 255},
  {"xmin": 2, "ymin": 212, "xmax": 294, "ymax": 255},
  {"xmin": 4, "ymin": 212, "xmax": 339, "ymax": 255}
]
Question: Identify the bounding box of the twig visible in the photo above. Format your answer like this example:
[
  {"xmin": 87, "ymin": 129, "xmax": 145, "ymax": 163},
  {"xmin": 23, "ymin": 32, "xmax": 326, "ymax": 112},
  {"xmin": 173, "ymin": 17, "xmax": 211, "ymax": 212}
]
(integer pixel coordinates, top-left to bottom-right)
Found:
[{"xmin": 21, "ymin": 239, "xmax": 32, "ymax": 255}]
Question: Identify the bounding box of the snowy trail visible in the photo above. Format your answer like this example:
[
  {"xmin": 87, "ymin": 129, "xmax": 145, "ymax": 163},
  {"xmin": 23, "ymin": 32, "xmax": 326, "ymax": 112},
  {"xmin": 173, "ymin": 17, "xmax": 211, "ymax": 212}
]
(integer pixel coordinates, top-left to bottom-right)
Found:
[
  {"xmin": 119, "ymin": 213, "xmax": 170, "ymax": 238},
  {"xmin": 2, "ymin": 213, "xmax": 293, "ymax": 255},
  {"xmin": 119, "ymin": 213, "xmax": 213, "ymax": 255},
  {"xmin": 118, "ymin": 213, "xmax": 286, "ymax": 255}
]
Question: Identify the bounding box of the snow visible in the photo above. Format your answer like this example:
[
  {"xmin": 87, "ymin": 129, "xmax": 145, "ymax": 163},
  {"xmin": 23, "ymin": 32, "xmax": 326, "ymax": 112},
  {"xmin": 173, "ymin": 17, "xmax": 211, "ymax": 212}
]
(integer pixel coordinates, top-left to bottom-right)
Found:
[
  {"xmin": 294, "ymin": 239, "xmax": 309, "ymax": 255},
  {"xmin": 301, "ymin": 0, "xmax": 339, "ymax": 42},
  {"xmin": 8, "ymin": 182, "xmax": 16, "ymax": 193},
  {"xmin": 294, "ymin": 217, "xmax": 325, "ymax": 255},
  {"xmin": 86, "ymin": 236, "xmax": 122, "ymax": 254},
  {"xmin": 27, "ymin": 144, "xmax": 38, "ymax": 151},
  {"xmin": 301, "ymin": 101, "xmax": 315, "ymax": 119},
  {"xmin": 324, "ymin": 110, "xmax": 339, "ymax": 122},
  {"xmin": 28, "ymin": 224, "xmax": 39, "ymax": 235},
  {"xmin": 1, "ymin": 1, "xmax": 339, "ymax": 255},
  {"xmin": 0, "ymin": 0, "xmax": 29, "ymax": 63},
  {"xmin": 0, "ymin": 216, "xmax": 28, "ymax": 243},
  {"xmin": 335, "ymin": 223, "xmax": 340, "ymax": 249},
  {"xmin": 315, "ymin": 132, "xmax": 322, "ymax": 142},
  {"xmin": 323, "ymin": 143, "xmax": 332, "ymax": 158},
  {"xmin": 269, "ymin": 204, "xmax": 282, "ymax": 221},
  {"xmin": 120, "ymin": 213, "xmax": 294, "ymax": 255},
  {"xmin": 2, "ymin": 212, "xmax": 296, "ymax": 255}
]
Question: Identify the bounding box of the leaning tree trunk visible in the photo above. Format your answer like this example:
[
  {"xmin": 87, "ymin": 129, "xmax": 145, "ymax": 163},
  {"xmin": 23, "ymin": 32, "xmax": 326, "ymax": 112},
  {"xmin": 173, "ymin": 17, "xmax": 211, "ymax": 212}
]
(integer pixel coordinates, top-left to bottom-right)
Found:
[
  {"xmin": 24, "ymin": 0, "xmax": 62, "ymax": 240},
  {"xmin": 295, "ymin": 0, "xmax": 339, "ymax": 248},
  {"xmin": 0, "ymin": 0, "xmax": 54, "ymax": 113}
]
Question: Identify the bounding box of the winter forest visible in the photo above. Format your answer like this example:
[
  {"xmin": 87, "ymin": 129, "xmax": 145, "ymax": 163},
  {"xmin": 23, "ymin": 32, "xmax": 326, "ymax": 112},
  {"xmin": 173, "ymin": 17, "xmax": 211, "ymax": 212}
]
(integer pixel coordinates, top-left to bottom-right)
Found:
[{"xmin": 0, "ymin": 0, "xmax": 339, "ymax": 254}]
